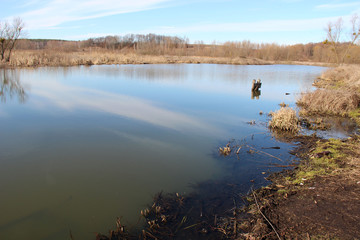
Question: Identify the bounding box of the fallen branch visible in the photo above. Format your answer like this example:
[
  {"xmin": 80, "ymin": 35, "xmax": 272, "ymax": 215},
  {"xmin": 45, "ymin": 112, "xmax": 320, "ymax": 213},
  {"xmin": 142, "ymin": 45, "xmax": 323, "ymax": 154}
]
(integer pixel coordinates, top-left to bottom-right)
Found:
[{"xmin": 246, "ymin": 145, "xmax": 284, "ymax": 162}]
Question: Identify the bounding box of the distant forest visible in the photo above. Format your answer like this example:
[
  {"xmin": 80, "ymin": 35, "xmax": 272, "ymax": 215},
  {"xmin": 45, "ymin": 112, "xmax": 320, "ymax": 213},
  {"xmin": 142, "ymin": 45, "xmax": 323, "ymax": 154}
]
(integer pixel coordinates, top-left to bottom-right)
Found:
[{"xmin": 14, "ymin": 33, "xmax": 360, "ymax": 64}]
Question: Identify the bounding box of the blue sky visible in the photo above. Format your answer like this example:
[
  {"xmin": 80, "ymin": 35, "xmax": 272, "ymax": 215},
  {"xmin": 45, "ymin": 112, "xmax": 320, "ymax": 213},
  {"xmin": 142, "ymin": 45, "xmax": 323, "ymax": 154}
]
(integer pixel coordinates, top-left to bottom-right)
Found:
[{"xmin": 1, "ymin": 0, "xmax": 360, "ymax": 44}]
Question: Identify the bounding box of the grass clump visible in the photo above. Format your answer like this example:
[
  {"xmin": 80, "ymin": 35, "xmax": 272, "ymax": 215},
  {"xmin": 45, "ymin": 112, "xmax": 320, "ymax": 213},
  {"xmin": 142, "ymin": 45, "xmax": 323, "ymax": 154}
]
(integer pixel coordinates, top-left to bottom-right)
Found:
[{"xmin": 269, "ymin": 107, "xmax": 300, "ymax": 133}]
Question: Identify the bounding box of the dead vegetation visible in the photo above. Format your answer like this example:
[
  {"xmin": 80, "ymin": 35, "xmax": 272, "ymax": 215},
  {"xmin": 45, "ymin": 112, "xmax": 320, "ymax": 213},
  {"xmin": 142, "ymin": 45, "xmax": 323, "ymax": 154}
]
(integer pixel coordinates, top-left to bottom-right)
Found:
[
  {"xmin": 95, "ymin": 186, "xmax": 251, "ymax": 240},
  {"xmin": 298, "ymin": 65, "xmax": 360, "ymax": 117},
  {"xmin": 8, "ymin": 49, "xmax": 269, "ymax": 67},
  {"xmin": 314, "ymin": 64, "xmax": 360, "ymax": 90},
  {"xmin": 268, "ymin": 107, "xmax": 300, "ymax": 133},
  {"xmin": 297, "ymin": 89, "xmax": 360, "ymax": 116}
]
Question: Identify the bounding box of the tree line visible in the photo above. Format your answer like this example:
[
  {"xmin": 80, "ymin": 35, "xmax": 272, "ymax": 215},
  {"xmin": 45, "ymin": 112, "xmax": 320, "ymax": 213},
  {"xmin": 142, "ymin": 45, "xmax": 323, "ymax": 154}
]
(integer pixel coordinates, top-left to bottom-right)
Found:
[
  {"xmin": 3, "ymin": 14, "xmax": 360, "ymax": 65},
  {"xmin": 15, "ymin": 36, "xmax": 360, "ymax": 64}
]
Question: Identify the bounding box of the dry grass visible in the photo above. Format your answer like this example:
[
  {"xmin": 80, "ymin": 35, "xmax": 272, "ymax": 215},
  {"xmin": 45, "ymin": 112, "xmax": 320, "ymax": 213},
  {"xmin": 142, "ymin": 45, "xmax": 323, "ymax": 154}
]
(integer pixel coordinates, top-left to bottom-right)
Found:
[
  {"xmin": 314, "ymin": 64, "xmax": 360, "ymax": 90},
  {"xmin": 299, "ymin": 65, "xmax": 360, "ymax": 116},
  {"xmin": 297, "ymin": 89, "xmax": 360, "ymax": 116},
  {"xmin": 269, "ymin": 107, "xmax": 300, "ymax": 133},
  {"xmin": 8, "ymin": 49, "xmax": 270, "ymax": 67}
]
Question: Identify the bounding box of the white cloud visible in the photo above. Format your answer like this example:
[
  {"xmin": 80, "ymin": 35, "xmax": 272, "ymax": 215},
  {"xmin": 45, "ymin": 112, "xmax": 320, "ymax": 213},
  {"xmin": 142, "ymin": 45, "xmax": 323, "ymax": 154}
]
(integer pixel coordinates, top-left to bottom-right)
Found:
[
  {"xmin": 316, "ymin": 2, "xmax": 360, "ymax": 9},
  {"xmin": 16, "ymin": 0, "xmax": 172, "ymax": 30},
  {"xmin": 135, "ymin": 16, "xmax": 341, "ymax": 35},
  {"xmin": 64, "ymin": 16, "xmax": 344, "ymax": 42}
]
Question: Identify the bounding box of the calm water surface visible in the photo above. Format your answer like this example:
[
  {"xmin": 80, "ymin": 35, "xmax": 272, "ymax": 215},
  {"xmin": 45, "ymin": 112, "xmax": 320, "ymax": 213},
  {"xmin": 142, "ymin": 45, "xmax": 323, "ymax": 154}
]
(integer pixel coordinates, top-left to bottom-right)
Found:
[{"xmin": 0, "ymin": 64, "xmax": 325, "ymax": 240}]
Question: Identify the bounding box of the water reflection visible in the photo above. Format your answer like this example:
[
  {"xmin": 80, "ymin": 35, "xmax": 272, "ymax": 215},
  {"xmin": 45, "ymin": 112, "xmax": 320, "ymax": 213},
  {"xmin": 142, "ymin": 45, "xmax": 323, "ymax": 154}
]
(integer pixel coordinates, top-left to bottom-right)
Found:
[
  {"xmin": 0, "ymin": 69, "xmax": 27, "ymax": 103},
  {"xmin": 0, "ymin": 64, "xmax": 328, "ymax": 240},
  {"xmin": 28, "ymin": 79, "xmax": 221, "ymax": 133},
  {"xmin": 251, "ymin": 90, "xmax": 261, "ymax": 99}
]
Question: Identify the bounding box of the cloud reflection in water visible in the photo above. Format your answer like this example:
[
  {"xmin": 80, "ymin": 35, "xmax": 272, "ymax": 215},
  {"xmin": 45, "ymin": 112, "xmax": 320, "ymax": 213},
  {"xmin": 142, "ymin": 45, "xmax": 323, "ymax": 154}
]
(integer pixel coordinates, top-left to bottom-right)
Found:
[{"xmin": 29, "ymin": 79, "xmax": 221, "ymax": 134}]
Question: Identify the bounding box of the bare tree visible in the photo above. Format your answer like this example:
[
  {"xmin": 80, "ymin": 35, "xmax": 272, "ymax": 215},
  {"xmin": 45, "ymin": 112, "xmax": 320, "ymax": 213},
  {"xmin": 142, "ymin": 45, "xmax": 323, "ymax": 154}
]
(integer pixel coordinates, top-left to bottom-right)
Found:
[
  {"xmin": 0, "ymin": 17, "xmax": 25, "ymax": 62},
  {"xmin": 341, "ymin": 14, "xmax": 360, "ymax": 63},
  {"xmin": 324, "ymin": 18, "xmax": 343, "ymax": 64},
  {"xmin": 324, "ymin": 14, "xmax": 360, "ymax": 64}
]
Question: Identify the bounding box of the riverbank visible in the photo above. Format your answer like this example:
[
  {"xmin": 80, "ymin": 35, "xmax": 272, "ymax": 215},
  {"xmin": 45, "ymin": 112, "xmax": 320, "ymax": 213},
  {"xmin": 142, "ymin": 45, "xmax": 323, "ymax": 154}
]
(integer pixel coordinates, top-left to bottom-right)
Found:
[
  {"xmin": 243, "ymin": 65, "xmax": 360, "ymax": 239},
  {"xmin": 243, "ymin": 135, "xmax": 360, "ymax": 239},
  {"xmin": 2, "ymin": 49, "xmax": 333, "ymax": 68}
]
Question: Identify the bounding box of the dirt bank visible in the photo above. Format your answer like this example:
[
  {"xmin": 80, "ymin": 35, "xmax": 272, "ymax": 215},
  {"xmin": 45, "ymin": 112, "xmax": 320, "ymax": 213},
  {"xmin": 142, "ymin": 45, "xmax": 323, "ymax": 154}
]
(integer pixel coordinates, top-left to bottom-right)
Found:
[{"xmin": 243, "ymin": 135, "xmax": 360, "ymax": 239}]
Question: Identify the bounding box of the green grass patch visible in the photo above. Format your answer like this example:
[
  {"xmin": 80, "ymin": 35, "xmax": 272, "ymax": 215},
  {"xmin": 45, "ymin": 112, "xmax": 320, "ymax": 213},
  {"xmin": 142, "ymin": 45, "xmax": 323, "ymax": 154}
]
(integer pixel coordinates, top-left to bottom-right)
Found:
[
  {"xmin": 349, "ymin": 108, "xmax": 360, "ymax": 125},
  {"xmin": 277, "ymin": 189, "xmax": 288, "ymax": 195},
  {"xmin": 288, "ymin": 138, "xmax": 348, "ymax": 185}
]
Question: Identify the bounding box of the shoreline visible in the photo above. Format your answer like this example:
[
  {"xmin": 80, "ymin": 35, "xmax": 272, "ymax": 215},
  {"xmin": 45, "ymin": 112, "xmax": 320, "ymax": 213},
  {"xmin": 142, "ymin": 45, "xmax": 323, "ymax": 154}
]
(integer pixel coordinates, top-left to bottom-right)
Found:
[
  {"xmin": 241, "ymin": 65, "xmax": 360, "ymax": 239},
  {"xmin": 2, "ymin": 55, "xmax": 358, "ymax": 238},
  {"xmin": 1, "ymin": 50, "xmax": 334, "ymax": 68}
]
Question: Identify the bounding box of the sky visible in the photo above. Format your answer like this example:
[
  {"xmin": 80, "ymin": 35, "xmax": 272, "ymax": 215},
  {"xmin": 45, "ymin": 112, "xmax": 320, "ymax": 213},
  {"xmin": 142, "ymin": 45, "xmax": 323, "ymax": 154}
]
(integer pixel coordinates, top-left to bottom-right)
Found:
[{"xmin": 1, "ymin": 0, "xmax": 360, "ymax": 44}]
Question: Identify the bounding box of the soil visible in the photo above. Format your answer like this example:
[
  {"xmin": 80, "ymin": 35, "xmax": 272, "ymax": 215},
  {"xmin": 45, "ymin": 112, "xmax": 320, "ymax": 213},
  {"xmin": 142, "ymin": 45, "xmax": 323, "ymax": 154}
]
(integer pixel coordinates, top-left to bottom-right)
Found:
[
  {"xmin": 246, "ymin": 135, "xmax": 360, "ymax": 240},
  {"xmin": 249, "ymin": 175, "xmax": 360, "ymax": 239}
]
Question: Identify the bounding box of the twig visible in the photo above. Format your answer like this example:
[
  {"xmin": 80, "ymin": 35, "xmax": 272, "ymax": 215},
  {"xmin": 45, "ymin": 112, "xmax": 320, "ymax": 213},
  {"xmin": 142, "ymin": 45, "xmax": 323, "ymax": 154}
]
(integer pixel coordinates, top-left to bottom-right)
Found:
[
  {"xmin": 252, "ymin": 189, "xmax": 282, "ymax": 240},
  {"xmin": 246, "ymin": 145, "xmax": 284, "ymax": 162},
  {"xmin": 182, "ymin": 222, "xmax": 203, "ymax": 230},
  {"xmin": 175, "ymin": 216, "xmax": 187, "ymax": 233}
]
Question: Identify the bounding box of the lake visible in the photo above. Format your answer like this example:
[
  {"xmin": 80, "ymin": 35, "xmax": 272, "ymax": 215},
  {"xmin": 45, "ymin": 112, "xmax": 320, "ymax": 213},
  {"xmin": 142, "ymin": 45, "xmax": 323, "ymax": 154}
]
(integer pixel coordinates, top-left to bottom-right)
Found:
[{"xmin": 0, "ymin": 64, "xmax": 325, "ymax": 240}]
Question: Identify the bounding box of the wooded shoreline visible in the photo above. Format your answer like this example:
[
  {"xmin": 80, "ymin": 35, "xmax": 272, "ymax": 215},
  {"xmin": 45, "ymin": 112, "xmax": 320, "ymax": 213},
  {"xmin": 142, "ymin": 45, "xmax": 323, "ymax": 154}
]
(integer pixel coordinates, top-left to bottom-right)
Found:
[{"xmin": 1, "ymin": 49, "xmax": 334, "ymax": 68}]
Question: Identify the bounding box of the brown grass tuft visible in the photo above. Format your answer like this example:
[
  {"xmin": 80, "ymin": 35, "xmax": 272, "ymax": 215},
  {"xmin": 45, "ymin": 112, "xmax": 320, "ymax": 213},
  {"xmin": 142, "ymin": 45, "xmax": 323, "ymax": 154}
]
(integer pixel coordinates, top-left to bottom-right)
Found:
[
  {"xmin": 269, "ymin": 107, "xmax": 300, "ymax": 133},
  {"xmin": 297, "ymin": 89, "xmax": 360, "ymax": 116}
]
